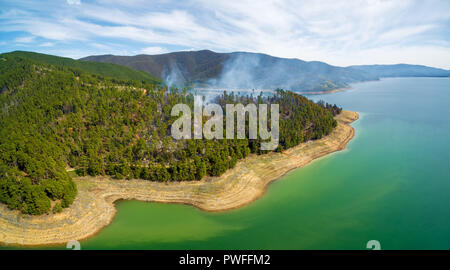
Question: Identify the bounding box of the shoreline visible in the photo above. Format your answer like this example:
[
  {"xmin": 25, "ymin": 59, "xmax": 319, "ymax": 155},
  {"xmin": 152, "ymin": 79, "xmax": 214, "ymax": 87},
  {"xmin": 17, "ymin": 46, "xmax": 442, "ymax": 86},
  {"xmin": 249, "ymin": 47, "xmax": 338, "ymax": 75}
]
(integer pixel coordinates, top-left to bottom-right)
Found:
[
  {"xmin": 0, "ymin": 110, "xmax": 359, "ymax": 247},
  {"xmin": 297, "ymin": 87, "xmax": 351, "ymax": 95}
]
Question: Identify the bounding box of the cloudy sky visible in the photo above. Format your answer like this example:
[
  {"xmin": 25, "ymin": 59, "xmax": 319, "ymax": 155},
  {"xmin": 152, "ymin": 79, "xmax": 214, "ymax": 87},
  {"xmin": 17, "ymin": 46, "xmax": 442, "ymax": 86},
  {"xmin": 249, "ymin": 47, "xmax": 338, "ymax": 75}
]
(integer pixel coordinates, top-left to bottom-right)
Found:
[{"xmin": 1, "ymin": 0, "xmax": 449, "ymax": 69}]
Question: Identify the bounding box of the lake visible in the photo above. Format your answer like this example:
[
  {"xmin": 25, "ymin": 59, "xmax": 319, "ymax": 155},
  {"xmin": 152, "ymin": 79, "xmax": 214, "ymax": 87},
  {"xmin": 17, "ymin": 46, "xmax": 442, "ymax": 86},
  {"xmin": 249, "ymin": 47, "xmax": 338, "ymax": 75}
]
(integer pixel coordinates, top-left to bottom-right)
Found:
[{"xmin": 22, "ymin": 77, "xmax": 450, "ymax": 249}]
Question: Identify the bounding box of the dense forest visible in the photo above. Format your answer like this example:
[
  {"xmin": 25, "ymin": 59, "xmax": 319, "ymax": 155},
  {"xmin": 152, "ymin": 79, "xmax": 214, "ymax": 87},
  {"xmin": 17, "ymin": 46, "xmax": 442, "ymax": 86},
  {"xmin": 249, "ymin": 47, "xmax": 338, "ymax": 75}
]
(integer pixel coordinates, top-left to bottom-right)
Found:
[
  {"xmin": 8, "ymin": 51, "xmax": 161, "ymax": 84},
  {"xmin": 0, "ymin": 52, "xmax": 341, "ymax": 215}
]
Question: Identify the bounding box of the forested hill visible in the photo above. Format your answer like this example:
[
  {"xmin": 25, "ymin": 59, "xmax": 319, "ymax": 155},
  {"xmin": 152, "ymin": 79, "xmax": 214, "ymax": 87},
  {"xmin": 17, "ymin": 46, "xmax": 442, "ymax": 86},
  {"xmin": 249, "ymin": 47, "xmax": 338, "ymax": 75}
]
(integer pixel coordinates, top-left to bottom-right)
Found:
[
  {"xmin": 81, "ymin": 50, "xmax": 450, "ymax": 92},
  {"xmin": 0, "ymin": 52, "xmax": 340, "ymax": 215},
  {"xmin": 6, "ymin": 51, "xmax": 161, "ymax": 85}
]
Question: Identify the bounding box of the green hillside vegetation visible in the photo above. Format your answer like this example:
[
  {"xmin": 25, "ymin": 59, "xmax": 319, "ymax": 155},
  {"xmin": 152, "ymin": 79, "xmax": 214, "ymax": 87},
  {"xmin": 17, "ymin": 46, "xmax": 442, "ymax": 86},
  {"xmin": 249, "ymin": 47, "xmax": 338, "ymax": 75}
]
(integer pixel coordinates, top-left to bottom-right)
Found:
[
  {"xmin": 0, "ymin": 52, "xmax": 340, "ymax": 215},
  {"xmin": 6, "ymin": 51, "xmax": 161, "ymax": 85}
]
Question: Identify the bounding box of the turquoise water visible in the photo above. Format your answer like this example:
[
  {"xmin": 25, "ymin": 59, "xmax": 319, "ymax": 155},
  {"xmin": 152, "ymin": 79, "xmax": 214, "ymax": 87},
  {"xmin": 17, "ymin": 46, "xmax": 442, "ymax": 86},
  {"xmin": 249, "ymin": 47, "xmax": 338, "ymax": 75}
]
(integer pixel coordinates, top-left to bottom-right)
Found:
[{"xmin": 6, "ymin": 77, "xmax": 450, "ymax": 250}]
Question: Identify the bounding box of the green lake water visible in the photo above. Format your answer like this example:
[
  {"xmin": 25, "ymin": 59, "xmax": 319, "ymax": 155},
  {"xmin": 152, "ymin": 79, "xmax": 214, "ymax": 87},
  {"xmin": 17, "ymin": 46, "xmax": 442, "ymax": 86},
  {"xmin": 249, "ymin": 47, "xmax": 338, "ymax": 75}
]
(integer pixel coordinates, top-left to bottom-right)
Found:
[{"xmin": 6, "ymin": 77, "xmax": 450, "ymax": 250}]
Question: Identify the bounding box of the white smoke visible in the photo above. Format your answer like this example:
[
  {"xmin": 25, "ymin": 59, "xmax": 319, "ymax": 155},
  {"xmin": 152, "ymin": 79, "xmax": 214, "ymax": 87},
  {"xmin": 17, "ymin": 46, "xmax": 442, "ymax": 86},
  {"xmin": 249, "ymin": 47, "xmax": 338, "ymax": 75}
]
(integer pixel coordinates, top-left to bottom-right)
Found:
[
  {"xmin": 162, "ymin": 62, "xmax": 185, "ymax": 88},
  {"xmin": 192, "ymin": 52, "xmax": 346, "ymax": 98},
  {"xmin": 212, "ymin": 53, "xmax": 262, "ymax": 89},
  {"xmin": 205, "ymin": 52, "xmax": 307, "ymax": 94}
]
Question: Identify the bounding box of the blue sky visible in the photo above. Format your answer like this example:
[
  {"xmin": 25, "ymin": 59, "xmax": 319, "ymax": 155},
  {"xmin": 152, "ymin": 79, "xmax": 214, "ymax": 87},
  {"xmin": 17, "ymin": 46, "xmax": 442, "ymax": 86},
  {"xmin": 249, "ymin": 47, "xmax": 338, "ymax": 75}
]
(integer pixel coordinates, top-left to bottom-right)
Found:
[{"xmin": 1, "ymin": 0, "xmax": 449, "ymax": 69}]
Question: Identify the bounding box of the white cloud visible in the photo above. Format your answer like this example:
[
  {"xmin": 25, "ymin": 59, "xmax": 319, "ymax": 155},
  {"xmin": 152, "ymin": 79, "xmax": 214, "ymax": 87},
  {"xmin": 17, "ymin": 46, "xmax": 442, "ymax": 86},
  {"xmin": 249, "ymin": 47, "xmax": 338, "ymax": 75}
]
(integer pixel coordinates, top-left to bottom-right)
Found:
[
  {"xmin": 91, "ymin": 43, "xmax": 110, "ymax": 50},
  {"xmin": 1, "ymin": 0, "xmax": 450, "ymax": 68},
  {"xmin": 67, "ymin": 0, "xmax": 81, "ymax": 5},
  {"xmin": 39, "ymin": 42, "xmax": 54, "ymax": 47},
  {"xmin": 141, "ymin": 46, "xmax": 168, "ymax": 55},
  {"xmin": 378, "ymin": 24, "xmax": 437, "ymax": 43},
  {"xmin": 14, "ymin": 36, "xmax": 35, "ymax": 43}
]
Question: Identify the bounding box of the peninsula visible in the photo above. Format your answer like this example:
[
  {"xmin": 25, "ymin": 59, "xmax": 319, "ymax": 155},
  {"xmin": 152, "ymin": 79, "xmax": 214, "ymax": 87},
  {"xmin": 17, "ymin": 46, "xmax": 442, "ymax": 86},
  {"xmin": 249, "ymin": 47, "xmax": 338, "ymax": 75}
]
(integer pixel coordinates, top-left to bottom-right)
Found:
[{"xmin": 0, "ymin": 110, "xmax": 358, "ymax": 246}]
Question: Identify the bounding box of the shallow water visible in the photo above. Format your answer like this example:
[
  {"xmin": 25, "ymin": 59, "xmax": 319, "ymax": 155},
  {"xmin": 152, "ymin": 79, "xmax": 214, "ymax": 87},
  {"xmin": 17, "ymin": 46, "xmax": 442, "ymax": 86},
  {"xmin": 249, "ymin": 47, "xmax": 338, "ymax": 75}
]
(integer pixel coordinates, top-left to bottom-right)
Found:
[{"xmin": 6, "ymin": 77, "xmax": 450, "ymax": 250}]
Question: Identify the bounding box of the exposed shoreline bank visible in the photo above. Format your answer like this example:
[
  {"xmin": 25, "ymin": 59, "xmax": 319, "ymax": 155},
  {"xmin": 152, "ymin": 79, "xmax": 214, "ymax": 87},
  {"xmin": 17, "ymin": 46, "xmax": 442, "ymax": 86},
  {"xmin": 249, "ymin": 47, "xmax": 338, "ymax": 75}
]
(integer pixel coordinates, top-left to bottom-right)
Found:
[
  {"xmin": 297, "ymin": 87, "xmax": 351, "ymax": 95},
  {"xmin": 0, "ymin": 110, "xmax": 359, "ymax": 247}
]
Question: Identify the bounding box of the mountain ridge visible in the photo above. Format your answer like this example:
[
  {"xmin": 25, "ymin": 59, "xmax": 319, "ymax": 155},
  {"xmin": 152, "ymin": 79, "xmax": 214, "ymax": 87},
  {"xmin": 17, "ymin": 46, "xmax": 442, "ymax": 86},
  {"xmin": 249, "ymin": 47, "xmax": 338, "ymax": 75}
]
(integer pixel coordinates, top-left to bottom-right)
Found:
[{"xmin": 80, "ymin": 50, "xmax": 450, "ymax": 92}]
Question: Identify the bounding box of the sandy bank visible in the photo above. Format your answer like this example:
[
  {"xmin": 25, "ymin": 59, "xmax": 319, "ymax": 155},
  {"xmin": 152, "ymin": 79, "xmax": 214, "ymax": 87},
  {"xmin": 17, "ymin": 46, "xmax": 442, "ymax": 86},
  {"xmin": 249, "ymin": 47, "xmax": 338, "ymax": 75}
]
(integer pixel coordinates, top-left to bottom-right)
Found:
[{"xmin": 0, "ymin": 110, "xmax": 359, "ymax": 246}]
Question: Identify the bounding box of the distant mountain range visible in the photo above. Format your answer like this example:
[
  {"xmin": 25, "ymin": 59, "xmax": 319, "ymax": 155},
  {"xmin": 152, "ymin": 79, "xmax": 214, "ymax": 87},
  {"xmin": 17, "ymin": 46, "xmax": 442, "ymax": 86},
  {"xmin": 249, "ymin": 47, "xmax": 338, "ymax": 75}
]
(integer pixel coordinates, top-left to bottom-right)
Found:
[{"xmin": 81, "ymin": 50, "xmax": 450, "ymax": 93}]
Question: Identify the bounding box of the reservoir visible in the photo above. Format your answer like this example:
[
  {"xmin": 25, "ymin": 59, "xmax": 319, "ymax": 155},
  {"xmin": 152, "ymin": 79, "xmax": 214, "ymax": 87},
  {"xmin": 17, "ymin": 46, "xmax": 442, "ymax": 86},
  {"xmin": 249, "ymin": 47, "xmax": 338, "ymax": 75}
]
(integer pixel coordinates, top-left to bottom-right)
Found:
[
  {"xmin": 82, "ymin": 77, "xmax": 450, "ymax": 250},
  {"xmin": 11, "ymin": 77, "xmax": 450, "ymax": 250}
]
